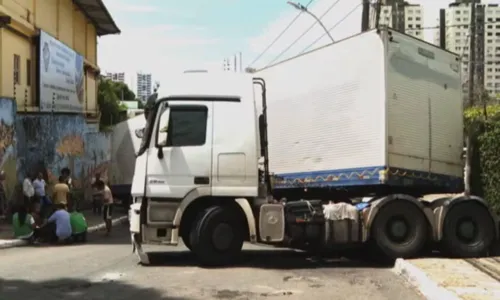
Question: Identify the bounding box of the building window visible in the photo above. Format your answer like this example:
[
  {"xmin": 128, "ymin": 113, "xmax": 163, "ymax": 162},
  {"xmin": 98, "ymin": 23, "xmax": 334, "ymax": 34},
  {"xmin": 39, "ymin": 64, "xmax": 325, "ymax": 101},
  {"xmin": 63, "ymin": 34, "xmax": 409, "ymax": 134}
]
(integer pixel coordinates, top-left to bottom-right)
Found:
[
  {"xmin": 26, "ymin": 59, "xmax": 31, "ymax": 86},
  {"xmin": 13, "ymin": 54, "xmax": 20, "ymax": 85}
]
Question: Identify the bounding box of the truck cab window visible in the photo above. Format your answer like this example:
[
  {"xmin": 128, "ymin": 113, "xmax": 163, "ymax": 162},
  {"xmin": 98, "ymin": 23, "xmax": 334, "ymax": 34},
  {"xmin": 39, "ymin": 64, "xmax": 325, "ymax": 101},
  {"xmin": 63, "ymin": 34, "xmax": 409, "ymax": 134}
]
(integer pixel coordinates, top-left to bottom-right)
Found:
[{"xmin": 165, "ymin": 106, "xmax": 208, "ymax": 147}]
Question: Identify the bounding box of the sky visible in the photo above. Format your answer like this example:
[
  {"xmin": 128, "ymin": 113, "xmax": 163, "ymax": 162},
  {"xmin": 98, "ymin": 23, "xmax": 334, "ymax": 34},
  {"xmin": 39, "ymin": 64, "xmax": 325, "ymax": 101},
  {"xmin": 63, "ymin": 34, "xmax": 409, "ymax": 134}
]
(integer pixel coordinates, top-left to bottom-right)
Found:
[{"xmin": 98, "ymin": 0, "xmax": 500, "ymax": 93}]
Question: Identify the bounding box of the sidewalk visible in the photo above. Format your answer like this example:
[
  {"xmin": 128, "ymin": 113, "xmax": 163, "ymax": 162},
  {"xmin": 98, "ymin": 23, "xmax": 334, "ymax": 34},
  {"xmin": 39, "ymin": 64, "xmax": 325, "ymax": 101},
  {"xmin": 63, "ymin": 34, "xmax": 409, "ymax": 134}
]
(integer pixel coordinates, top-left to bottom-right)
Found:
[
  {"xmin": 0, "ymin": 210, "xmax": 128, "ymax": 249},
  {"xmin": 395, "ymin": 257, "xmax": 500, "ymax": 300}
]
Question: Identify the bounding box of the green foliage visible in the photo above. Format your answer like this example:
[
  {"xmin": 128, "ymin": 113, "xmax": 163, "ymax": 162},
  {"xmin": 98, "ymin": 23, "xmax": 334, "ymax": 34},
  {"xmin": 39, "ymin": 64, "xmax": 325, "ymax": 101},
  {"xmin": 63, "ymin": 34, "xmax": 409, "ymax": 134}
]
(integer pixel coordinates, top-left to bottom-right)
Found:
[
  {"xmin": 137, "ymin": 100, "xmax": 145, "ymax": 109},
  {"xmin": 98, "ymin": 78, "xmax": 132, "ymax": 130},
  {"xmin": 479, "ymin": 122, "xmax": 500, "ymax": 214},
  {"xmin": 465, "ymin": 104, "xmax": 500, "ymax": 214}
]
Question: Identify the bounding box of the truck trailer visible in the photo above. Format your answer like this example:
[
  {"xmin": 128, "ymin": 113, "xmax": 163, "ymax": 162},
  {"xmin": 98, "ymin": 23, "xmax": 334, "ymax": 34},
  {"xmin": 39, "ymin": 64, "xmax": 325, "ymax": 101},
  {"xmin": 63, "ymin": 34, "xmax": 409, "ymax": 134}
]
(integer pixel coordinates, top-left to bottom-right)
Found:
[
  {"xmin": 129, "ymin": 28, "xmax": 499, "ymax": 266},
  {"xmin": 109, "ymin": 114, "xmax": 146, "ymax": 208}
]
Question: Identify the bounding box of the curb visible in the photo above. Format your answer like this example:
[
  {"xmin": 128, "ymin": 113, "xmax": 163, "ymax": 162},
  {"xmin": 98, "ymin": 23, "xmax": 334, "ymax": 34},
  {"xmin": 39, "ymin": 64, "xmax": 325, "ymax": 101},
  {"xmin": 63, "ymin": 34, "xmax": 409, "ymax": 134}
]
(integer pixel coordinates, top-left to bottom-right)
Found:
[
  {"xmin": 392, "ymin": 258, "xmax": 460, "ymax": 300},
  {"xmin": 0, "ymin": 215, "xmax": 129, "ymax": 250}
]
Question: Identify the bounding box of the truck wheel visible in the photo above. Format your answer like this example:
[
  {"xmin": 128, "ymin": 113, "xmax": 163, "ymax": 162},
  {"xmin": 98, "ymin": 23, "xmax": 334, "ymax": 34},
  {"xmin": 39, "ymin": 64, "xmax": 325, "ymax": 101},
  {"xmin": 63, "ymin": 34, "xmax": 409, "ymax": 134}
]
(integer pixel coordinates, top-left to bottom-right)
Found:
[
  {"xmin": 371, "ymin": 201, "xmax": 428, "ymax": 260},
  {"xmin": 441, "ymin": 202, "xmax": 495, "ymax": 258},
  {"xmin": 189, "ymin": 206, "xmax": 244, "ymax": 266},
  {"xmin": 181, "ymin": 229, "xmax": 192, "ymax": 251}
]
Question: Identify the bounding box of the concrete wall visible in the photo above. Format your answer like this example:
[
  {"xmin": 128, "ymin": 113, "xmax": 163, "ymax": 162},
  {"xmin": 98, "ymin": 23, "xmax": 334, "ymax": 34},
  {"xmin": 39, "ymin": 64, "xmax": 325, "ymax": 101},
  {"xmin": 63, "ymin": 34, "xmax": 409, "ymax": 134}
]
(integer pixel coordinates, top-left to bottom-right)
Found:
[
  {"xmin": 0, "ymin": 105, "xmax": 111, "ymax": 208},
  {"xmin": 0, "ymin": 98, "xmax": 17, "ymax": 211},
  {"xmin": 15, "ymin": 114, "xmax": 111, "ymax": 196},
  {"xmin": 0, "ymin": 0, "xmax": 99, "ymax": 113}
]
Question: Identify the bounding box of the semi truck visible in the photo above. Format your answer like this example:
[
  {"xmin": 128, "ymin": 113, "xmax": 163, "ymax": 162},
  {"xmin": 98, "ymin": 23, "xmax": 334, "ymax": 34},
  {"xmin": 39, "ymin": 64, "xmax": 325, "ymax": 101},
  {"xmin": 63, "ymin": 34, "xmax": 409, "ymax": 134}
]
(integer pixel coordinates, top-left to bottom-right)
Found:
[{"xmin": 128, "ymin": 28, "xmax": 499, "ymax": 266}]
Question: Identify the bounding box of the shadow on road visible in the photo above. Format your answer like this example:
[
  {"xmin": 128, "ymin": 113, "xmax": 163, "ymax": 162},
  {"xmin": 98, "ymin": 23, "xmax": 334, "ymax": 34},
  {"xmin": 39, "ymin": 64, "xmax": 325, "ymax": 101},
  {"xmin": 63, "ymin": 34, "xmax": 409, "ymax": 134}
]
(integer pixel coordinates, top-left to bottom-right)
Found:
[
  {"xmin": 0, "ymin": 277, "xmax": 189, "ymax": 300},
  {"xmin": 144, "ymin": 249, "xmax": 393, "ymax": 270}
]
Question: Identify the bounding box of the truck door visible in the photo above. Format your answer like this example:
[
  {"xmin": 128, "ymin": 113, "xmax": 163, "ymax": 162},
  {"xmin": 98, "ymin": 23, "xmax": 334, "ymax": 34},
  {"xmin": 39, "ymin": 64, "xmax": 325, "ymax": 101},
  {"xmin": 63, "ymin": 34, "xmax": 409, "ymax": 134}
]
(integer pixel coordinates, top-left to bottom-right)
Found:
[{"xmin": 145, "ymin": 101, "xmax": 213, "ymax": 223}]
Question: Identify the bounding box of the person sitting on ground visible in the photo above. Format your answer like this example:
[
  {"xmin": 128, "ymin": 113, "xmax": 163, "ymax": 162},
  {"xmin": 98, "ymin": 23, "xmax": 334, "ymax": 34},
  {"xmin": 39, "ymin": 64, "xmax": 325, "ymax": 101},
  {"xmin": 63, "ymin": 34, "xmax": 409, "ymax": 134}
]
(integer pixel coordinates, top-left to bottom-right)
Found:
[
  {"xmin": 53, "ymin": 176, "xmax": 70, "ymax": 209},
  {"xmin": 12, "ymin": 204, "xmax": 37, "ymax": 242},
  {"xmin": 70, "ymin": 208, "xmax": 88, "ymax": 243},
  {"xmin": 38, "ymin": 203, "xmax": 72, "ymax": 244}
]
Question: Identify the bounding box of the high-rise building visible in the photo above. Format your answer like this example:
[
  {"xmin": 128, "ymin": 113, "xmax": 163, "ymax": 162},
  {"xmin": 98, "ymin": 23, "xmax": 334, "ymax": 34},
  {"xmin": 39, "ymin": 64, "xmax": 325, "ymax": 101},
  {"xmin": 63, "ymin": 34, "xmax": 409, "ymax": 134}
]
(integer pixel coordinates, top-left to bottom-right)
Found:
[
  {"xmin": 104, "ymin": 72, "xmax": 125, "ymax": 83},
  {"xmin": 370, "ymin": 0, "xmax": 424, "ymax": 39},
  {"xmin": 436, "ymin": 1, "xmax": 500, "ymax": 97},
  {"xmin": 223, "ymin": 53, "xmax": 243, "ymax": 72},
  {"xmin": 136, "ymin": 73, "xmax": 152, "ymax": 102}
]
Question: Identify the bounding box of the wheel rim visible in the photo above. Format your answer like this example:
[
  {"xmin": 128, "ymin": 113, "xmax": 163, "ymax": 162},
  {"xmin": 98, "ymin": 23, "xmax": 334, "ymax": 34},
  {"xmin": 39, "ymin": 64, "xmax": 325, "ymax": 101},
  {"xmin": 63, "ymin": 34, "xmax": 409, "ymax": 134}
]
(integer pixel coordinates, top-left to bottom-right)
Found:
[
  {"xmin": 456, "ymin": 217, "xmax": 478, "ymax": 243},
  {"xmin": 212, "ymin": 223, "xmax": 234, "ymax": 251},
  {"xmin": 385, "ymin": 216, "xmax": 410, "ymax": 243}
]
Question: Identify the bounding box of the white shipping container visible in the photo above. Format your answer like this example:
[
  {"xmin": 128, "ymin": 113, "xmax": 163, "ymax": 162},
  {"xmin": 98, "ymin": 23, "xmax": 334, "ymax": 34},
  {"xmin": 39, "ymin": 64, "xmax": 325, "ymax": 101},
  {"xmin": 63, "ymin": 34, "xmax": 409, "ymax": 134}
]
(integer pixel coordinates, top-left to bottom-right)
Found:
[
  {"xmin": 255, "ymin": 29, "xmax": 463, "ymax": 190},
  {"xmin": 109, "ymin": 114, "xmax": 146, "ymax": 195}
]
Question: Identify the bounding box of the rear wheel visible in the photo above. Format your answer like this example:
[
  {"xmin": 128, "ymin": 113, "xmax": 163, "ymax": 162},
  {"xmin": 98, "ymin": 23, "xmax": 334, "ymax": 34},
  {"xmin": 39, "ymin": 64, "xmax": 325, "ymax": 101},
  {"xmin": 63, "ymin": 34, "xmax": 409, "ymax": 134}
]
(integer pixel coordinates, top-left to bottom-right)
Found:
[
  {"xmin": 441, "ymin": 202, "xmax": 495, "ymax": 258},
  {"xmin": 189, "ymin": 206, "xmax": 244, "ymax": 266},
  {"xmin": 371, "ymin": 201, "xmax": 428, "ymax": 260}
]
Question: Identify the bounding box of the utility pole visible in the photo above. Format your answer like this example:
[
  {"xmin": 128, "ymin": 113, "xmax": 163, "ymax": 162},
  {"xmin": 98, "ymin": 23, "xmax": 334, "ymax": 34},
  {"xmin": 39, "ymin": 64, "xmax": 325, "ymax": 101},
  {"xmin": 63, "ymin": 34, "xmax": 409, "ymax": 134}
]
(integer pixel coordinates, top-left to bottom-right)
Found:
[
  {"xmin": 361, "ymin": 0, "xmax": 370, "ymax": 32},
  {"xmin": 464, "ymin": 0, "xmax": 477, "ymax": 195},
  {"xmin": 375, "ymin": 0, "xmax": 382, "ymax": 30}
]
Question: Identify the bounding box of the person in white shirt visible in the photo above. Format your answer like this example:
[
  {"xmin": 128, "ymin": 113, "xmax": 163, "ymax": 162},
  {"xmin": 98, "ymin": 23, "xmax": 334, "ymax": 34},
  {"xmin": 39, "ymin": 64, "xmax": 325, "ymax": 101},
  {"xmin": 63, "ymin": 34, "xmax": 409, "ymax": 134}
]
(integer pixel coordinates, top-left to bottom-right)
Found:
[
  {"xmin": 97, "ymin": 180, "xmax": 114, "ymax": 236},
  {"xmin": 22, "ymin": 173, "xmax": 35, "ymax": 210},
  {"xmin": 33, "ymin": 172, "xmax": 51, "ymax": 218}
]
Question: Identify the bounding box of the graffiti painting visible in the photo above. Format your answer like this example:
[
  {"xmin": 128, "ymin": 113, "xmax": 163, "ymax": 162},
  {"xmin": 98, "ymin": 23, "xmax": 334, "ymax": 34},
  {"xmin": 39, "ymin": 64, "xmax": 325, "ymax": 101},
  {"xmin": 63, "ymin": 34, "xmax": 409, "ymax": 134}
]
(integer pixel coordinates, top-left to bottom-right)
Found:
[{"xmin": 0, "ymin": 98, "xmax": 17, "ymax": 213}]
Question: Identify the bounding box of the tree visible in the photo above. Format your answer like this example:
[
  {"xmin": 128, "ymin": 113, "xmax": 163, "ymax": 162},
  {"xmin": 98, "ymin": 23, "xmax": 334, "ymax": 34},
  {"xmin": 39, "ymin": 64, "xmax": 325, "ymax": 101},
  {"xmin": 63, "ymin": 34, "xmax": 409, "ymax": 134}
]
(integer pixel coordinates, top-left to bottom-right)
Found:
[
  {"xmin": 98, "ymin": 78, "xmax": 128, "ymax": 130},
  {"xmin": 112, "ymin": 81, "xmax": 136, "ymax": 100}
]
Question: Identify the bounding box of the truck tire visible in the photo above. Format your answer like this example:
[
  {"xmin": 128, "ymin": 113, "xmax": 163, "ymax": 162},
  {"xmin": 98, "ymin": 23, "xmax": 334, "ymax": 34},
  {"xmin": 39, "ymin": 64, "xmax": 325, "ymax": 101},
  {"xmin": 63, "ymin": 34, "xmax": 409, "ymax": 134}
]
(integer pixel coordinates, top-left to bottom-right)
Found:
[
  {"xmin": 441, "ymin": 202, "xmax": 495, "ymax": 258},
  {"xmin": 371, "ymin": 201, "xmax": 428, "ymax": 260},
  {"xmin": 189, "ymin": 205, "xmax": 244, "ymax": 266},
  {"xmin": 181, "ymin": 229, "xmax": 192, "ymax": 251}
]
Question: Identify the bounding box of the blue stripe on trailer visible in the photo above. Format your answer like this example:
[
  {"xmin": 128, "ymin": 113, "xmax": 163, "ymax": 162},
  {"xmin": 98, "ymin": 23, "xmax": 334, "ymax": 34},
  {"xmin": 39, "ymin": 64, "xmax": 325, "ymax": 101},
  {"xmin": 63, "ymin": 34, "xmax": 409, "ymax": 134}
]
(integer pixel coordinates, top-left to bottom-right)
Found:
[{"xmin": 272, "ymin": 166, "xmax": 463, "ymax": 191}]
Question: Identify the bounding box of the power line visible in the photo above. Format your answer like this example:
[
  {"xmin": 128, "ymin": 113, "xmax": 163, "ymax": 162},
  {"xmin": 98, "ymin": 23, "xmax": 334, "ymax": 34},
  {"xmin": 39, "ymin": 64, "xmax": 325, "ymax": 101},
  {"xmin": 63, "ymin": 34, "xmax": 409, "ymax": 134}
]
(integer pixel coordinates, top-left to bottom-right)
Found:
[
  {"xmin": 300, "ymin": 3, "xmax": 361, "ymax": 54},
  {"xmin": 247, "ymin": 0, "xmax": 314, "ymax": 69},
  {"xmin": 265, "ymin": 0, "xmax": 343, "ymax": 68}
]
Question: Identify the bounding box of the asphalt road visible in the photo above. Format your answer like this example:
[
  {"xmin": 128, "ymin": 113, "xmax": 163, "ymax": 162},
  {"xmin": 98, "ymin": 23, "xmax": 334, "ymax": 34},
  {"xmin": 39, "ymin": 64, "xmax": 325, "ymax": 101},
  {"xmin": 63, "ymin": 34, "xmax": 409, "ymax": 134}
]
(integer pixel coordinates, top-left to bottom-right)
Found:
[{"xmin": 0, "ymin": 224, "xmax": 423, "ymax": 300}]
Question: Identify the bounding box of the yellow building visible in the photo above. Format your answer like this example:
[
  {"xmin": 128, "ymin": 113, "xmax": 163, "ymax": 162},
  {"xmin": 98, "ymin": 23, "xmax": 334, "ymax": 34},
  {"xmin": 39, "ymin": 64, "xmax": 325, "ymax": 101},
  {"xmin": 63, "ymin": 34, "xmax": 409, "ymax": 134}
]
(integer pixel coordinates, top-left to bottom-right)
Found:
[{"xmin": 0, "ymin": 0, "xmax": 119, "ymax": 118}]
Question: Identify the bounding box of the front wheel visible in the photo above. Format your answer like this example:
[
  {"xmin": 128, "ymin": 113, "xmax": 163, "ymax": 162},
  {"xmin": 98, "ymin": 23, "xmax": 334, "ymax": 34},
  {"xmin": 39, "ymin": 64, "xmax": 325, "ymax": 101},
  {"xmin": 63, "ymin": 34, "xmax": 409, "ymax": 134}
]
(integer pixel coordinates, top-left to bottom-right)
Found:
[
  {"xmin": 441, "ymin": 202, "xmax": 495, "ymax": 258},
  {"xmin": 371, "ymin": 201, "xmax": 428, "ymax": 260},
  {"xmin": 189, "ymin": 206, "xmax": 244, "ymax": 266}
]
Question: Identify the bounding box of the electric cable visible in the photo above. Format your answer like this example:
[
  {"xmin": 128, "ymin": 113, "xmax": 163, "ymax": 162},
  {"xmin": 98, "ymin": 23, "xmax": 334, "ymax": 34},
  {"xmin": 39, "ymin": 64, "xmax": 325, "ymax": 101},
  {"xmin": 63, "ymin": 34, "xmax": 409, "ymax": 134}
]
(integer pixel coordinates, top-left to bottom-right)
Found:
[
  {"xmin": 300, "ymin": 3, "xmax": 361, "ymax": 54},
  {"xmin": 247, "ymin": 0, "xmax": 315, "ymax": 69},
  {"xmin": 265, "ymin": 0, "xmax": 344, "ymax": 67}
]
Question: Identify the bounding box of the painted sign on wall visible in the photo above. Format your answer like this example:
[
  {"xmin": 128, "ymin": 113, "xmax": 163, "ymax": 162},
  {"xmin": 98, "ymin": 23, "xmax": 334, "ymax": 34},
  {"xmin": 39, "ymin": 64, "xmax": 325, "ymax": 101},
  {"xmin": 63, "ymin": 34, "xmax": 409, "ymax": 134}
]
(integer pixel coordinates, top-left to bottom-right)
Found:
[{"xmin": 38, "ymin": 30, "xmax": 84, "ymax": 113}]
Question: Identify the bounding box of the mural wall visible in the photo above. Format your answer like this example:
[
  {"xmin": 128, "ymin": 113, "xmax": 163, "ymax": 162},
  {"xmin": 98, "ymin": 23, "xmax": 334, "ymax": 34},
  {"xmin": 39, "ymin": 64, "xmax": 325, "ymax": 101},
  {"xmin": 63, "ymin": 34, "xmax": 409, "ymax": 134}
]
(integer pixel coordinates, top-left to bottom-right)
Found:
[
  {"xmin": 15, "ymin": 114, "xmax": 111, "ymax": 206},
  {"xmin": 0, "ymin": 98, "xmax": 17, "ymax": 214}
]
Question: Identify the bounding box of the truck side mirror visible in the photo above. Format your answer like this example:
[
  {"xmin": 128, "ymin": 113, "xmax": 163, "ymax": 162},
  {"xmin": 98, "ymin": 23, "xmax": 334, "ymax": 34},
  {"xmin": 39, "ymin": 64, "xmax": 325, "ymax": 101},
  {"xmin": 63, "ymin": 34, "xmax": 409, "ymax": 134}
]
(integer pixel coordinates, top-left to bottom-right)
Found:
[{"xmin": 135, "ymin": 128, "xmax": 144, "ymax": 139}]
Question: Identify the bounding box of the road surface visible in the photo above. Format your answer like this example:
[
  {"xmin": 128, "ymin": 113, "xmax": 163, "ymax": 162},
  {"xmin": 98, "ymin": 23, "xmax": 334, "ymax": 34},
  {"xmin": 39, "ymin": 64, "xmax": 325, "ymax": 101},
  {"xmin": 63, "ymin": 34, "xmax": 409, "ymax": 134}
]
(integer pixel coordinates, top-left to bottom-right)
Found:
[{"xmin": 0, "ymin": 224, "xmax": 423, "ymax": 300}]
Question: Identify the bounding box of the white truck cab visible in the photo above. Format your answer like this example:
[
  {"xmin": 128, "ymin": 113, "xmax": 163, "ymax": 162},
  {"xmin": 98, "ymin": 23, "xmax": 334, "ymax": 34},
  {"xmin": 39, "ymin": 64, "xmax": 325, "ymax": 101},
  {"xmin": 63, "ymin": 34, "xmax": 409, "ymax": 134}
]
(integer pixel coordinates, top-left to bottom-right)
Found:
[{"xmin": 129, "ymin": 72, "xmax": 269, "ymax": 265}]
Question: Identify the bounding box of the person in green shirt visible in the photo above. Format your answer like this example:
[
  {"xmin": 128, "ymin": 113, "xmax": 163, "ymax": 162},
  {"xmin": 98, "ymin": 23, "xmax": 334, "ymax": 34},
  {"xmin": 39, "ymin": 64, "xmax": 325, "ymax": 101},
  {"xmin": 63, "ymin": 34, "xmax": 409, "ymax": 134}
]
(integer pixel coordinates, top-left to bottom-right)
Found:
[
  {"xmin": 12, "ymin": 204, "xmax": 36, "ymax": 242},
  {"xmin": 70, "ymin": 209, "xmax": 88, "ymax": 243}
]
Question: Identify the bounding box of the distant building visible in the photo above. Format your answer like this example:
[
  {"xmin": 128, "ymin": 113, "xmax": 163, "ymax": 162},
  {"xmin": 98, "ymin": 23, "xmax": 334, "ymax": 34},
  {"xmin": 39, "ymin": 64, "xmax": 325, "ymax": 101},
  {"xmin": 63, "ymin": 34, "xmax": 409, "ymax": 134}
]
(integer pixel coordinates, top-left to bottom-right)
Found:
[
  {"xmin": 104, "ymin": 72, "xmax": 125, "ymax": 83},
  {"xmin": 136, "ymin": 73, "xmax": 152, "ymax": 102},
  {"xmin": 370, "ymin": 0, "xmax": 424, "ymax": 39},
  {"xmin": 435, "ymin": 1, "xmax": 500, "ymax": 98}
]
